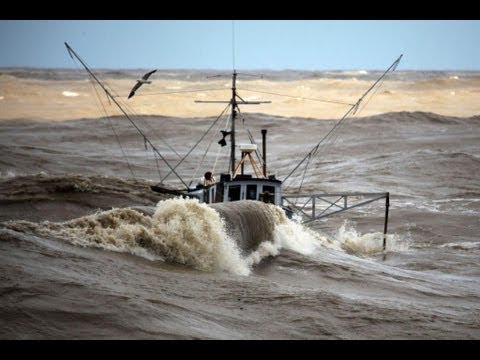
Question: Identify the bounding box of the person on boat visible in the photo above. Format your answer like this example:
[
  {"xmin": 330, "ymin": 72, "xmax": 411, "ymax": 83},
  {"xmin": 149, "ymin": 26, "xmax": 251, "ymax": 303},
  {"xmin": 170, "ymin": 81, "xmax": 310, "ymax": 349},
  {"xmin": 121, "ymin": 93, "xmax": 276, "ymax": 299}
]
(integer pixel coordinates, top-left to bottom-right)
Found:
[
  {"xmin": 261, "ymin": 190, "xmax": 273, "ymax": 204},
  {"xmin": 198, "ymin": 171, "xmax": 216, "ymax": 188}
]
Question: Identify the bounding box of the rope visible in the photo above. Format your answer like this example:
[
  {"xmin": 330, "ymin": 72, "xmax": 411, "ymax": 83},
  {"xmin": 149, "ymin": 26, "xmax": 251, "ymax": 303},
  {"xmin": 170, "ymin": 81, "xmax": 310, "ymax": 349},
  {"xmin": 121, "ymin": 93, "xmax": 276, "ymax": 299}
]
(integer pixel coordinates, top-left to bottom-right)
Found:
[
  {"xmin": 294, "ymin": 154, "xmax": 312, "ymax": 205},
  {"xmin": 283, "ymin": 107, "xmax": 356, "ymax": 190},
  {"xmin": 160, "ymin": 103, "xmax": 231, "ymax": 183},
  {"xmin": 65, "ymin": 43, "xmax": 188, "ymax": 188},
  {"xmin": 282, "ymin": 55, "xmax": 402, "ymax": 193},
  {"xmin": 241, "ymin": 89, "xmax": 354, "ymax": 106},
  {"xmin": 153, "ymin": 150, "xmax": 162, "ymax": 181},
  {"xmin": 120, "ymin": 87, "xmax": 226, "ymax": 97},
  {"xmin": 86, "ymin": 75, "xmax": 168, "ymax": 181},
  {"xmin": 74, "ymin": 61, "xmax": 137, "ymax": 180},
  {"xmin": 103, "ymin": 81, "xmax": 184, "ymax": 161},
  {"xmin": 144, "ymin": 138, "xmax": 152, "ymax": 180},
  {"xmin": 212, "ymin": 108, "xmax": 231, "ymax": 174},
  {"xmin": 217, "ymin": 119, "xmax": 232, "ymax": 175},
  {"xmin": 107, "ymin": 82, "xmax": 203, "ymax": 186},
  {"xmin": 189, "ymin": 106, "xmax": 230, "ymax": 187},
  {"xmin": 95, "ymin": 86, "xmax": 136, "ymax": 180},
  {"xmin": 355, "ymin": 76, "xmax": 387, "ymax": 116},
  {"xmin": 306, "ymin": 74, "xmax": 389, "ymax": 177},
  {"xmin": 97, "ymin": 75, "xmax": 194, "ymax": 184}
]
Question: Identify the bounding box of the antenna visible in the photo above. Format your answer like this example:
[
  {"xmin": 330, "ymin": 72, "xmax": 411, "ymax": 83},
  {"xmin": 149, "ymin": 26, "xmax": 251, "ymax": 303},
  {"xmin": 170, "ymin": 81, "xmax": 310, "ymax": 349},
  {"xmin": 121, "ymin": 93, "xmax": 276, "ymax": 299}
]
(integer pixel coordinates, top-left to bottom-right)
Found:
[
  {"xmin": 195, "ymin": 24, "xmax": 271, "ymax": 175},
  {"xmin": 232, "ymin": 20, "xmax": 236, "ymax": 71},
  {"xmin": 195, "ymin": 71, "xmax": 271, "ymax": 174}
]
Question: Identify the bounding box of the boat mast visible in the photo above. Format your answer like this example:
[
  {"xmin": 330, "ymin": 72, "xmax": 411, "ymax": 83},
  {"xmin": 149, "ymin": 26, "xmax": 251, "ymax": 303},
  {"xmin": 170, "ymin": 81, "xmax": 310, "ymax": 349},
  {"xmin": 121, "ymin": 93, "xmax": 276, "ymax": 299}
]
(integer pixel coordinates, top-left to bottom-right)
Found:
[
  {"xmin": 230, "ymin": 70, "xmax": 237, "ymax": 173},
  {"xmin": 195, "ymin": 71, "xmax": 270, "ymax": 177}
]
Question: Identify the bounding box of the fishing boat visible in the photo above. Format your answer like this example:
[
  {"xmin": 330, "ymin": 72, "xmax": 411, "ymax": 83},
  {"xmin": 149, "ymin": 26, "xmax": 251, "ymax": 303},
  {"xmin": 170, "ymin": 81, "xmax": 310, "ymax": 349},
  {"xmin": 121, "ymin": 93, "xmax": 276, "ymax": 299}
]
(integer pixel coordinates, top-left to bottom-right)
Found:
[
  {"xmin": 64, "ymin": 42, "xmax": 402, "ymax": 250},
  {"xmin": 151, "ymin": 69, "xmax": 284, "ymax": 208}
]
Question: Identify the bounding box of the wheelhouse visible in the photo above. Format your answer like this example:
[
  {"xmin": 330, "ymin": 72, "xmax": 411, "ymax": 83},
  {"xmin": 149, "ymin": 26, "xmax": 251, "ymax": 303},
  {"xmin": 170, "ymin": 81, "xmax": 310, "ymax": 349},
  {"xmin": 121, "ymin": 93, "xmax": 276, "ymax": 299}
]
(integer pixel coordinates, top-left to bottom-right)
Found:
[{"xmin": 187, "ymin": 173, "xmax": 282, "ymax": 206}]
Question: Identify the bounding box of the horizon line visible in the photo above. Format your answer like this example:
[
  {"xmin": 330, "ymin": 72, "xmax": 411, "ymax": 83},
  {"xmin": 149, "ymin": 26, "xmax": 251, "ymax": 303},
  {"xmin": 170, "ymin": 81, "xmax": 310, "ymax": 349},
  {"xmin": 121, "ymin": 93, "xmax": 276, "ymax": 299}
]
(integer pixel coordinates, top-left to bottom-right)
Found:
[{"xmin": 2, "ymin": 66, "xmax": 480, "ymax": 72}]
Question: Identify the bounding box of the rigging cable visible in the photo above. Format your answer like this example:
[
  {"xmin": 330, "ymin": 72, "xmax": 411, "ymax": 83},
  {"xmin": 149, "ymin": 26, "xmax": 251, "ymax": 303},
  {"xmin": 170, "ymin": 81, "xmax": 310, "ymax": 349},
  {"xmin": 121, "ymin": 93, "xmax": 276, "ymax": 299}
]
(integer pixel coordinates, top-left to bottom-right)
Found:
[
  {"xmin": 128, "ymin": 87, "xmax": 226, "ymax": 97},
  {"xmin": 153, "ymin": 150, "xmax": 163, "ymax": 181},
  {"xmin": 216, "ymin": 108, "xmax": 233, "ymax": 176},
  {"xmin": 103, "ymin": 81, "xmax": 184, "ymax": 161},
  {"xmin": 93, "ymin": 81, "xmax": 136, "ymax": 180},
  {"xmin": 232, "ymin": 20, "xmax": 236, "ymax": 71},
  {"xmin": 65, "ymin": 42, "xmax": 188, "ymax": 188},
  {"xmin": 159, "ymin": 103, "xmax": 231, "ymax": 184},
  {"xmin": 212, "ymin": 108, "xmax": 232, "ymax": 175},
  {"xmin": 241, "ymin": 89, "xmax": 354, "ymax": 106},
  {"xmin": 307, "ymin": 74, "xmax": 389, "ymax": 178},
  {"xmin": 282, "ymin": 54, "xmax": 403, "ymax": 192},
  {"xmin": 69, "ymin": 57, "xmax": 136, "ymax": 179},
  {"xmin": 189, "ymin": 105, "xmax": 230, "ymax": 187}
]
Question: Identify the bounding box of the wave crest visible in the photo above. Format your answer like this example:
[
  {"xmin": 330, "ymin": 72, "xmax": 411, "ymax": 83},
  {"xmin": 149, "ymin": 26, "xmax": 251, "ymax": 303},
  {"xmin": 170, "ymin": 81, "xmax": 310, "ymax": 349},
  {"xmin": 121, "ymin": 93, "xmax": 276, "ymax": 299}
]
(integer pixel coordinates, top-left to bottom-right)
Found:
[{"xmin": 7, "ymin": 197, "xmax": 412, "ymax": 274}]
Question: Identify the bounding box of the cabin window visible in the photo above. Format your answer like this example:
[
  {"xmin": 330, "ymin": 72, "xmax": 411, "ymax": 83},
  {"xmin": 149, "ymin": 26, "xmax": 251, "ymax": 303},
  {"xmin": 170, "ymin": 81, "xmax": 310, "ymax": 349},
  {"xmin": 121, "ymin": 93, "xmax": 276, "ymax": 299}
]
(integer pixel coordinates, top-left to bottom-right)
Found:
[
  {"xmin": 260, "ymin": 185, "xmax": 276, "ymax": 204},
  {"xmin": 228, "ymin": 185, "xmax": 241, "ymax": 201},
  {"xmin": 246, "ymin": 184, "xmax": 257, "ymax": 200}
]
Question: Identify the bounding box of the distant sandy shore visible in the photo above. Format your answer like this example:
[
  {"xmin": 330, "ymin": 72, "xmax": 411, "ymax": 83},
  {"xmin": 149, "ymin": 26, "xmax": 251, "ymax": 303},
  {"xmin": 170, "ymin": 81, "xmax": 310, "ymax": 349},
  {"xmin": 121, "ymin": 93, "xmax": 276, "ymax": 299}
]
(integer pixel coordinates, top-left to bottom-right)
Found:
[{"xmin": 1, "ymin": 70, "xmax": 479, "ymax": 121}]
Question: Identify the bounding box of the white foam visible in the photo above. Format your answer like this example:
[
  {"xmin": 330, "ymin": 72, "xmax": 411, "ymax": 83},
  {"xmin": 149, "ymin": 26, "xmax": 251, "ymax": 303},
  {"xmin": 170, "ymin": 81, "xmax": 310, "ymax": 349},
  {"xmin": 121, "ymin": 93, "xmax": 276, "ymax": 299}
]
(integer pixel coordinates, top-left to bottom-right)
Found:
[
  {"xmin": 62, "ymin": 91, "xmax": 79, "ymax": 97},
  {"xmin": 7, "ymin": 198, "xmax": 409, "ymax": 274},
  {"xmin": 246, "ymin": 207, "xmax": 340, "ymax": 266},
  {"xmin": 276, "ymin": 221, "xmax": 337, "ymax": 255},
  {"xmin": 333, "ymin": 221, "xmax": 410, "ymax": 255},
  {"xmin": 441, "ymin": 242, "xmax": 480, "ymax": 251},
  {"xmin": 151, "ymin": 198, "xmax": 250, "ymax": 275},
  {"xmin": 0, "ymin": 169, "xmax": 20, "ymax": 178},
  {"xmin": 342, "ymin": 70, "xmax": 368, "ymax": 76},
  {"xmin": 26, "ymin": 198, "xmax": 251, "ymax": 276}
]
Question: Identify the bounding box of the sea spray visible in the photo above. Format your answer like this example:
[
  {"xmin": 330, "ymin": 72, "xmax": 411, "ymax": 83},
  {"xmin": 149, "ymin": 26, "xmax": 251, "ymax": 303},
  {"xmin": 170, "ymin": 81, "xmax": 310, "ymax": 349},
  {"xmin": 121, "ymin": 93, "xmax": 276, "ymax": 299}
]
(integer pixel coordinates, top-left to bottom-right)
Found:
[
  {"xmin": 6, "ymin": 198, "xmax": 250, "ymax": 275},
  {"xmin": 4, "ymin": 198, "xmax": 347, "ymax": 275},
  {"xmin": 333, "ymin": 221, "xmax": 411, "ymax": 255},
  {"xmin": 150, "ymin": 198, "xmax": 249, "ymax": 275}
]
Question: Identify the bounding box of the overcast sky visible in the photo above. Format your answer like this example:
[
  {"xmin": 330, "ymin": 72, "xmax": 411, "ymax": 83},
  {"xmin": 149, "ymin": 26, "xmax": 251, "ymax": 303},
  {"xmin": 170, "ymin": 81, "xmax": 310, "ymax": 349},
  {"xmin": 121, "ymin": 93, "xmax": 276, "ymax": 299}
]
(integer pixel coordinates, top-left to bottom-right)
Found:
[{"xmin": 1, "ymin": 20, "xmax": 479, "ymax": 70}]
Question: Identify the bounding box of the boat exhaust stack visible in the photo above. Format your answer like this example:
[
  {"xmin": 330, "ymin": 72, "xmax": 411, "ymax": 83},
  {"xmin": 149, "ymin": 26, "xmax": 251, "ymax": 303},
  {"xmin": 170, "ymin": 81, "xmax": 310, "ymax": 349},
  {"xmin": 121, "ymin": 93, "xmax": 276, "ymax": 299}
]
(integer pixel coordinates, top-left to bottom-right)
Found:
[{"xmin": 262, "ymin": 129, "xmax": 267, "ymax": 178}]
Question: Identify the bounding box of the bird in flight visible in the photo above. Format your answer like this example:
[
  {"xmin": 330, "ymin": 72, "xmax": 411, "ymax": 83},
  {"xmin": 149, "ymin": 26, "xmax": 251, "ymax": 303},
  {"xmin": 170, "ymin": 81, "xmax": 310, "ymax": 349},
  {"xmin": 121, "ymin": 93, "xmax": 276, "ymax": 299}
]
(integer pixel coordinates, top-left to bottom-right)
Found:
[{"xmin": 128, "ymin": 69, "xmax": 157, "ymax": 99}]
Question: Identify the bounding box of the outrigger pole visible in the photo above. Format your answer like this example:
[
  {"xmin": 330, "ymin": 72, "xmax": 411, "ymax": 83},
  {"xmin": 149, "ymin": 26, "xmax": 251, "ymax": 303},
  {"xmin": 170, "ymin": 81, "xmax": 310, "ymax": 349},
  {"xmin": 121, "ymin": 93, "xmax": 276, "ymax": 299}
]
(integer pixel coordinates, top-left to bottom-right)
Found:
[
  {"xmin": 195, "ymin": 70, "xmax": 271, "ymax": 174},
  {"xmin": 281, "ymin": 55, "xmax": 402, "ymax": 253},
  {"xmin": 64, "ymin": 42, "xmax": 189, "ymax": 189},
  {"xmin": 283, "ymin": 54, "xmax": 403, "ymax": 184}
]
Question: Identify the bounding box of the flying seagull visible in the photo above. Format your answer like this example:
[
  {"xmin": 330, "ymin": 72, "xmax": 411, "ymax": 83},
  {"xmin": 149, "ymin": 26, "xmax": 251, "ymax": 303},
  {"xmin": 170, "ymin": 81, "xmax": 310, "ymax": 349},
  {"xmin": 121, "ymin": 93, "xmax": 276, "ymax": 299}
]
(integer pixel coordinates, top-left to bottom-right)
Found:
[{"xmin": 128, "ymin": 69, "xmax": 157, "ymax": 99}]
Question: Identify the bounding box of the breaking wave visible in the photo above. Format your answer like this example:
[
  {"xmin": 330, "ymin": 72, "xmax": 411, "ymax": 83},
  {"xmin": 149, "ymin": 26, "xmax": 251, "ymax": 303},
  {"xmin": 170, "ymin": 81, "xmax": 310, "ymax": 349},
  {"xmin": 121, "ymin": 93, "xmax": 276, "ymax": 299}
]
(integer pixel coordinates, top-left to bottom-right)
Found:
[
  {"xmin": 333, "ymin": 221, "xmax": 411, "ymax": 255},
  {"xmin": 4, "ymin": 198, "xmax": 342, "ymax": 276}
]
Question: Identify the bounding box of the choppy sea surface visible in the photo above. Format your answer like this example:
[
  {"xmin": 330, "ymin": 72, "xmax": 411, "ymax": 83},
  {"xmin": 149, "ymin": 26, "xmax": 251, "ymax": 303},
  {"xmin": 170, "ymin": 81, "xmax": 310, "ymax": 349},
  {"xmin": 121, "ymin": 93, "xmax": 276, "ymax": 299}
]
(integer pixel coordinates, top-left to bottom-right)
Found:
[{"xmin": 0, "ymin": 69, "xmax": 479, "ymax": 339}]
